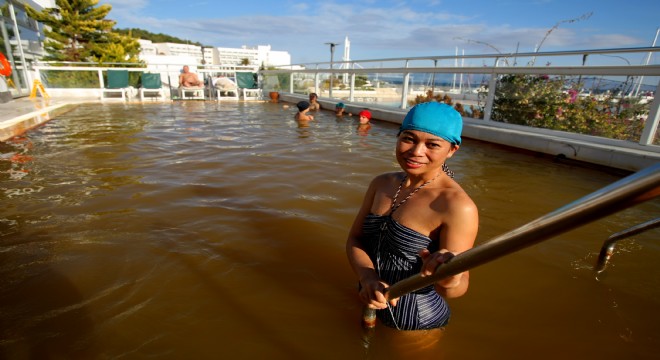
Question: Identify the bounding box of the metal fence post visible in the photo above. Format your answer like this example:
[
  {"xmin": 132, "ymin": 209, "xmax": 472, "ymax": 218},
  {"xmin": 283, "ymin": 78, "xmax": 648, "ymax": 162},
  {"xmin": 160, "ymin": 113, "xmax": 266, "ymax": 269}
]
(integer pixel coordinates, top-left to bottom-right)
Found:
[
  {"xmin": 400, "ymin": 60, "xmax": 410, "ymax": 110},
  {"xmin": 639, "ymin": 78, "xmax": 660, "ymax": 145}
]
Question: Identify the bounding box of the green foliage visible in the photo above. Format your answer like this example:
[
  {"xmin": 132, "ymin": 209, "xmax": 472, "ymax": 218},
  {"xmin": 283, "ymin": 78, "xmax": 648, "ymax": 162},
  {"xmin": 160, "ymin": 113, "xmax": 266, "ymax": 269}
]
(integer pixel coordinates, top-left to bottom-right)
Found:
[
  {"xmin": 491, "ymin": 74, "xmax": 650, "ymax": 142},
  {"xmin": 114, "ymin": 28, "xmax": 205, "ymax": 47},
  {"xmin": 408, "ymin": 90, "xmax": 481, "ymax": 118},
  {"xmin": 355, "ymin": 75, "xmax": 369, "ymax": 87},
  {"xmin": 276, "ymin": 73, "xmax": 290, "ymax": 90},
  {"xmin": 40, "ymin": 70, "xmax": 100, "ymax": 88},
  {"xmin": 25, "ymin": 0, "xmax": 140, "ymax": 64},
  {"xmin": 40, "ymin": 69, "xmax": 142, "ymax": 89},
  {"xmin": 403, "ymin": 74, "xmax": 651, "ymax": 143},
  {"xmin": 491, "ymin": 74, "xmax": 565, "ymax": 127},
  {"xmin": 261, "ymin": 72, "xmax": 290, "ymax": 91}
]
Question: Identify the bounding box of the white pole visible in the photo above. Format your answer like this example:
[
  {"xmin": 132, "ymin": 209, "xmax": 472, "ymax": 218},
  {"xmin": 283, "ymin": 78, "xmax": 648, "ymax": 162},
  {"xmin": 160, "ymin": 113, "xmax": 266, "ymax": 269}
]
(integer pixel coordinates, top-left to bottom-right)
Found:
[
  {"xmin": 343, "ymin": 36, "xmax": 350, "ymax": 82},
  {"xmin": 452, "ymin": 47, "xmax": 457, "ymax": 91},
  {"xmin": 634, "ymin": 27, "xmax": 659, "ymax": 97},
  {"xmin": 639, "ymin": 78, "xmax": 660, "ymax": 146},
  {"xmin": 459, "ymin": 49, "xmax": 465, "ymax": 93},
  {"xmin": 8, "ymin": 2, "xmax": 30, "ymax": 93}
]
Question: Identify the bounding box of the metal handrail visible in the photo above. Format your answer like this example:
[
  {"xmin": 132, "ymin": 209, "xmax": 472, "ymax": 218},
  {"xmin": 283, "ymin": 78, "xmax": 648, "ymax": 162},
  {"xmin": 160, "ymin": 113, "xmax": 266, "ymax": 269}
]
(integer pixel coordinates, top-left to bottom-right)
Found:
[
  {"xmin": 265, "ymin": 64, "xmax": 660, "ymax": 76},
  {"xmin": 595, "ymin": 217, "xmax": 660, "ymax": 273},
  {"xmin": 280, "ymin": 46, "xmax": 660, "ymax": 69}
]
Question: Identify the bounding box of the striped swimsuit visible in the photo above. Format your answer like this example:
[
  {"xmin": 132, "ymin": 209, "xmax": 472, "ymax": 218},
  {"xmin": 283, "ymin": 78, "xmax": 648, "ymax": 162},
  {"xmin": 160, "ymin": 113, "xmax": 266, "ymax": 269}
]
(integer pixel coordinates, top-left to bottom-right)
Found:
[{"xmin": 361, "ymin": 173, "xmax": 452, "ymax": 330}]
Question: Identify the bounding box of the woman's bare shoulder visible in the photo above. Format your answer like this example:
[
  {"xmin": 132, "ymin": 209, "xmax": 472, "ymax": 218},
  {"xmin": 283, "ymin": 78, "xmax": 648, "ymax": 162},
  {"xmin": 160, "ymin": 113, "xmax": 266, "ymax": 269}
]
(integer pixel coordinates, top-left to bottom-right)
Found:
[
  {"xmin": 444, "ymin": 187, "xmax": 478, "ymax": 218},
  {"xmin": 429, "ymin": 180, "xmax": 477, "ymax": 212},
  {"xmin": 371, "ymin": 171, "xmax": 403, "ymax": 185}
]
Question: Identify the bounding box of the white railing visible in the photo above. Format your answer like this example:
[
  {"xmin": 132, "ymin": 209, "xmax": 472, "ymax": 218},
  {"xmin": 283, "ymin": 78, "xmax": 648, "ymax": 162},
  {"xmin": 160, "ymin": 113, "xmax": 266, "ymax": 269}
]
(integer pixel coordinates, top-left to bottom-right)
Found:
[
  {"xmin": 30, "ymin": 62, "xmax": 260, "ymax": 100},
  {"xmin": 262, "ymin": 47, "xmax": 660, "ymax": 146},
  {"xmin": 22, "ymin": 48, "xmax": 660, "ymax": 148},
  {"xmin": 32, "ymin": 62, "xmax": 259, "ymax": 88}
]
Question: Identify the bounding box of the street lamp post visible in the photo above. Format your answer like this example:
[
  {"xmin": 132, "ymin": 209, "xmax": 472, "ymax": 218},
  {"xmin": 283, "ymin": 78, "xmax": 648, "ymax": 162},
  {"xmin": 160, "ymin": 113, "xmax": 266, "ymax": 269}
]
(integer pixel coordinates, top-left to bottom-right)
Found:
[{"xmin": 325, "ymin": 42, "xmax": 339, "ymax": 98}]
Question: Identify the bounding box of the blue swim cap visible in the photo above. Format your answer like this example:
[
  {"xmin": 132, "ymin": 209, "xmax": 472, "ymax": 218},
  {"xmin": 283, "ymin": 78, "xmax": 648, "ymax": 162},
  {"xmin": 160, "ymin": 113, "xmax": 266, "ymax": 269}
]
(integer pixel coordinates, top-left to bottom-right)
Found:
[
  {"xmin": 400, "ymin": 102, "xmax": 462, "ymax": 145},
  {"xmin": 336, "ymin": 102, "xmax": 345, "ymax": 108}
]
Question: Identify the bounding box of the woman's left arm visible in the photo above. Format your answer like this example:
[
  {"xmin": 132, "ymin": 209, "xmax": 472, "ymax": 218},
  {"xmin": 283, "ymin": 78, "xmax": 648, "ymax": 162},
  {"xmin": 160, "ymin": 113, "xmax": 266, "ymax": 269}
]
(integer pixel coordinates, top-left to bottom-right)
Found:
[{"xmin": 420, "ymin": 192, "xmax": 479, "ymax": 298}]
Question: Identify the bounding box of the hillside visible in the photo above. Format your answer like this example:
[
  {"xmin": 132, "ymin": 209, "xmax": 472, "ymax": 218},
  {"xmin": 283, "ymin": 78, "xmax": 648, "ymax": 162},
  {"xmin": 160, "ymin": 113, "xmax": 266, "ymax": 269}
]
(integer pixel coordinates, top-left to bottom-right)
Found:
[{"xmin": 115, "ymin": 28, "xmax": 208, "ymax": 47}]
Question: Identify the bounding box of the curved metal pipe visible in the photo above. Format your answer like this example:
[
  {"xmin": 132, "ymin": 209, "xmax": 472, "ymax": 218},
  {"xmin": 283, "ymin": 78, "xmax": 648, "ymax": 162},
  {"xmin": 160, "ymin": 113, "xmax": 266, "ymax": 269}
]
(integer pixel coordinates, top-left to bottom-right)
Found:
[{"xmin": 594, "ymin": 217, "xmax": 660, "ymax": 274}]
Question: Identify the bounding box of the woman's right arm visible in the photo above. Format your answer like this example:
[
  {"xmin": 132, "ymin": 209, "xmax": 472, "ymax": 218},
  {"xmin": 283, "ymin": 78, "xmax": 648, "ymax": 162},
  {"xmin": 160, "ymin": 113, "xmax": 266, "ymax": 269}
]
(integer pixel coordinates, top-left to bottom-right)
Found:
[{"xmin": 346, "ymin": 176, "xmax": 393, "ymax": 309}]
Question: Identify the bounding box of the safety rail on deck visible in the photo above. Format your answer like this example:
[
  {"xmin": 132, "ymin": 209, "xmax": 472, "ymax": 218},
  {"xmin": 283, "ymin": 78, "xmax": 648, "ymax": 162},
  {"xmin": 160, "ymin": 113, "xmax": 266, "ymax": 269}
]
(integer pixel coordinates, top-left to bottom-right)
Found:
[
  {"xmin": 262, "ymin": 46, "xmax": 660, "ymax": 147},
  {"xmin": 274, "ymin": 46, "xmax": 660, "ymax": 70},
  {"xmin": 18, "ymin": 47, "xmax": 660, "ymax": 150},
  {"xmin": 31, "ymin": 63, "xmax": 259, "ymax": 89}
]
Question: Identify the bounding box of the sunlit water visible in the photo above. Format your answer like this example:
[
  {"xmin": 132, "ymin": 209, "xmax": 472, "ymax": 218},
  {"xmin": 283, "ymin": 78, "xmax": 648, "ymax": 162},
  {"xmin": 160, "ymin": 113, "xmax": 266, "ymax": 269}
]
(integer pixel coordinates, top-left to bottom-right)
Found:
[{"xmin": 1, "ymin": 101, "xmax": 658, "ymax": 359}]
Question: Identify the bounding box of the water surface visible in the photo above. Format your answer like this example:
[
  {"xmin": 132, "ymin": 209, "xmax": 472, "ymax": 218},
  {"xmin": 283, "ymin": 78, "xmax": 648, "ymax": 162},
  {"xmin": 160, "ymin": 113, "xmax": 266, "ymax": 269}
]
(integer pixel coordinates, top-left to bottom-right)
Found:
[{"xmin": 1, "ymin": 101, "xmax": 658, "ymax": 359}]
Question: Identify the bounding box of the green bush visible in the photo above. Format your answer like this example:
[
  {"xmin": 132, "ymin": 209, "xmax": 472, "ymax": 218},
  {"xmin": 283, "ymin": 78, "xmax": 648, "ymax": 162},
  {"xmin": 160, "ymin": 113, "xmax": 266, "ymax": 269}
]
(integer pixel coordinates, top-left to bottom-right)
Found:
[
  {"xmin": 491, "ymin": 74, "xmax": 651, "ymax": 142},
  {"xmin": 41, "ymin": 70, "xmax": 100, "ymax": 88},
  {"xmin": 408, "ymin": 90, "xmax": 482, "ymax": 119}
]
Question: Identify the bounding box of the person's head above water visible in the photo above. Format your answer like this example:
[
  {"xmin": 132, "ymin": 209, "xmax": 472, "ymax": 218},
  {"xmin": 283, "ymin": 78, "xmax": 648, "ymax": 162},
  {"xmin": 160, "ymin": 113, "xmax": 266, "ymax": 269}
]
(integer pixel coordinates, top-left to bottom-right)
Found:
[
  {"xmin": 297, "ymin": 101, "xmax": 310, "ymax": 112},
  {"xmin": 399, "ymin": 102, "xmax": 463, "ymax": 146}
]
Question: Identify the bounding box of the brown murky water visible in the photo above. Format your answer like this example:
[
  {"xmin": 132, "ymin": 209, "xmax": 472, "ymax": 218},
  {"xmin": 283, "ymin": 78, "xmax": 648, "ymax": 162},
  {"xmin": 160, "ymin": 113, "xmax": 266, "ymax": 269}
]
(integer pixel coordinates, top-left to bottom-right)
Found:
[{"xmin": 1, "ymin": 101, "xmax": 658, "ymax": 359}]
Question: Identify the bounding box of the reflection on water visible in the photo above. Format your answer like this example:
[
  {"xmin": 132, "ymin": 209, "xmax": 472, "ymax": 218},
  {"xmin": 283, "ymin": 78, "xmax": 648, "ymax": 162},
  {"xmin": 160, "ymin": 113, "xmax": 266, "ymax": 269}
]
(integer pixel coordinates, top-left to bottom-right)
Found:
[{"xmin": 0, "ymin": 102, "xmax": 658, "ymax": 359}]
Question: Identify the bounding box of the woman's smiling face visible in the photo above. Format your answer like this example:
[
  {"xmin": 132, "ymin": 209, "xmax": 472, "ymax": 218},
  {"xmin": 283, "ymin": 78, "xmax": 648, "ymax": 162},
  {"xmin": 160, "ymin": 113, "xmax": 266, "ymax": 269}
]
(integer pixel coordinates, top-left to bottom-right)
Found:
[{"xmin": 395, "ymin": 130, "xmax": 458, "ymax": 175}]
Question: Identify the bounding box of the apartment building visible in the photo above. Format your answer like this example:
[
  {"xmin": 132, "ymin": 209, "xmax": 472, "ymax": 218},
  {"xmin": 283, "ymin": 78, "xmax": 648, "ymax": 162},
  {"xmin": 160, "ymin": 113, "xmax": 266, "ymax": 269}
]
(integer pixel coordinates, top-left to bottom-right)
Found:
[{"xmin": 138, "ymin": 40, "xmax": 291, "ymax": 68}]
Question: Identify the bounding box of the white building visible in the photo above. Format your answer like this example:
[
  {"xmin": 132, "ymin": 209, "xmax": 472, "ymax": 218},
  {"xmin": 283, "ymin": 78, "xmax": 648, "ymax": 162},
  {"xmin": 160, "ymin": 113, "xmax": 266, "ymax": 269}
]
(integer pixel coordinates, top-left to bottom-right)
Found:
[
  {"xmin": 203, "ymin": 47, "xmax": 215, "ymax": 65},
  {"xmin": 212, "ymin": 45, "xmax": 291, "ymax": 67},
  {"xmin": 30, "ymin": 0, "xmax": 56, "ymax": 7},
  {"xmin": 263, "ymin": 49, "xmax": 292, "ymax": 68},
  {"xmin": 155, "ymin": 43, "xmax": 204, "ymax": 63},
  {"xmin": 216, "ymin": 46, "xmax": 260, "ymax": 66},
  {"xmin": 137, "ymin": 40, "xmax": 203, "ymax": 61},
  {"xmin": 137, "ymin": 39, "xmax": 158, "ymax": 57},
  {"xmin": 137, "ymin": 41, "xmax": 291, "ymax": 68}
]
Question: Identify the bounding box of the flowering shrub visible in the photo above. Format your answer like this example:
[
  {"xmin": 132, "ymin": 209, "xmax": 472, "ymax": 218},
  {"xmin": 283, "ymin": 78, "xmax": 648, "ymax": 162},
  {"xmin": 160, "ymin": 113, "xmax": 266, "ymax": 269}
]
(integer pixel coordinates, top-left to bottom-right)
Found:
[
  {"xmin": 407, "ymin": 75, "xmax": 654, "ymax": 144},
  {"xmin": 409, "ymin": 90, "xmax": 483, "ymax": 119},
  {"xmin": 491, "ymin": 74, "xmax": 652, "ymax": 142}
]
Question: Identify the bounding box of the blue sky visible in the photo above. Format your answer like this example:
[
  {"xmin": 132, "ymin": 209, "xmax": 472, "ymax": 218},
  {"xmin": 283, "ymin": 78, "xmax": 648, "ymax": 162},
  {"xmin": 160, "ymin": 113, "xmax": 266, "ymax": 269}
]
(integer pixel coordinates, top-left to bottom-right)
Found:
[{"xmin": 101, "ymin": 0, "xmax": 660, "ymax": 65}]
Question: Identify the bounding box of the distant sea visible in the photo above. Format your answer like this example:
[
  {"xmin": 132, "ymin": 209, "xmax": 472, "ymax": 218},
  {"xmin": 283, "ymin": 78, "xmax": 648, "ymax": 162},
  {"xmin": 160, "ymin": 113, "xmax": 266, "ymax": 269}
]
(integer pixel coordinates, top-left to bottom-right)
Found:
[{"xmin": 370, "ymin": 74, "xmax": 656, "ymax": 94}]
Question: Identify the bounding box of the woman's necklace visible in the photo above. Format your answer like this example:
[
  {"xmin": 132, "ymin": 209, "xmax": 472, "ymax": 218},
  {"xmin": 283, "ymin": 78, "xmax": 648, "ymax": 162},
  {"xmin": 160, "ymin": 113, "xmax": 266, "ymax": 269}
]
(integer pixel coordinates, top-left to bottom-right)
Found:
[{"xmin": 390, "ymin": 170, "xmax": 443, "ymax": 213}]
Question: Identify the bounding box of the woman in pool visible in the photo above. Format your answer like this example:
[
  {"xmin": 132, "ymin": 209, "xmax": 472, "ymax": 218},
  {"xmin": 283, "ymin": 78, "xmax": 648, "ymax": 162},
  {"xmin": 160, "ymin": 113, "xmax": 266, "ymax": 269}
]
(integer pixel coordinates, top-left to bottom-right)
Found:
[
  {"xmin": 357, "ymin": 109, "xmax": 372, "ymax": 136},
  {"xmin": 346, "ymin": 102, "xmax": 478, "ymax": 331}
]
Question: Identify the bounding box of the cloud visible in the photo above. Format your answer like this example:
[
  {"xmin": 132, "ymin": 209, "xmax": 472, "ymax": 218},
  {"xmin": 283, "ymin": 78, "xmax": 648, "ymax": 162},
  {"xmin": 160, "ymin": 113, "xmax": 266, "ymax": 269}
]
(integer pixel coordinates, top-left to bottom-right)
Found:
[
  {"xmin": 103, "ymin": 0, "xmax": 149, "ymax": 14},
  {"xmin": 101, "ymin": 0, "xmax": 649, "ymax": 64},
  {"xmin": 291, "ymin": 2, "xmax": 309, "ymax": 12}
]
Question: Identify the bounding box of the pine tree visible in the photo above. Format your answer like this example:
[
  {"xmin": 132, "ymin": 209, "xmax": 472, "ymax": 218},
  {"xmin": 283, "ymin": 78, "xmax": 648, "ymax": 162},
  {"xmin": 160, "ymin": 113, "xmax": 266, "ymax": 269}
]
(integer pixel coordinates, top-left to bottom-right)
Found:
[{"xmin": 26, "ymin": 0, "xmax": 140, "ymax": 63}]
